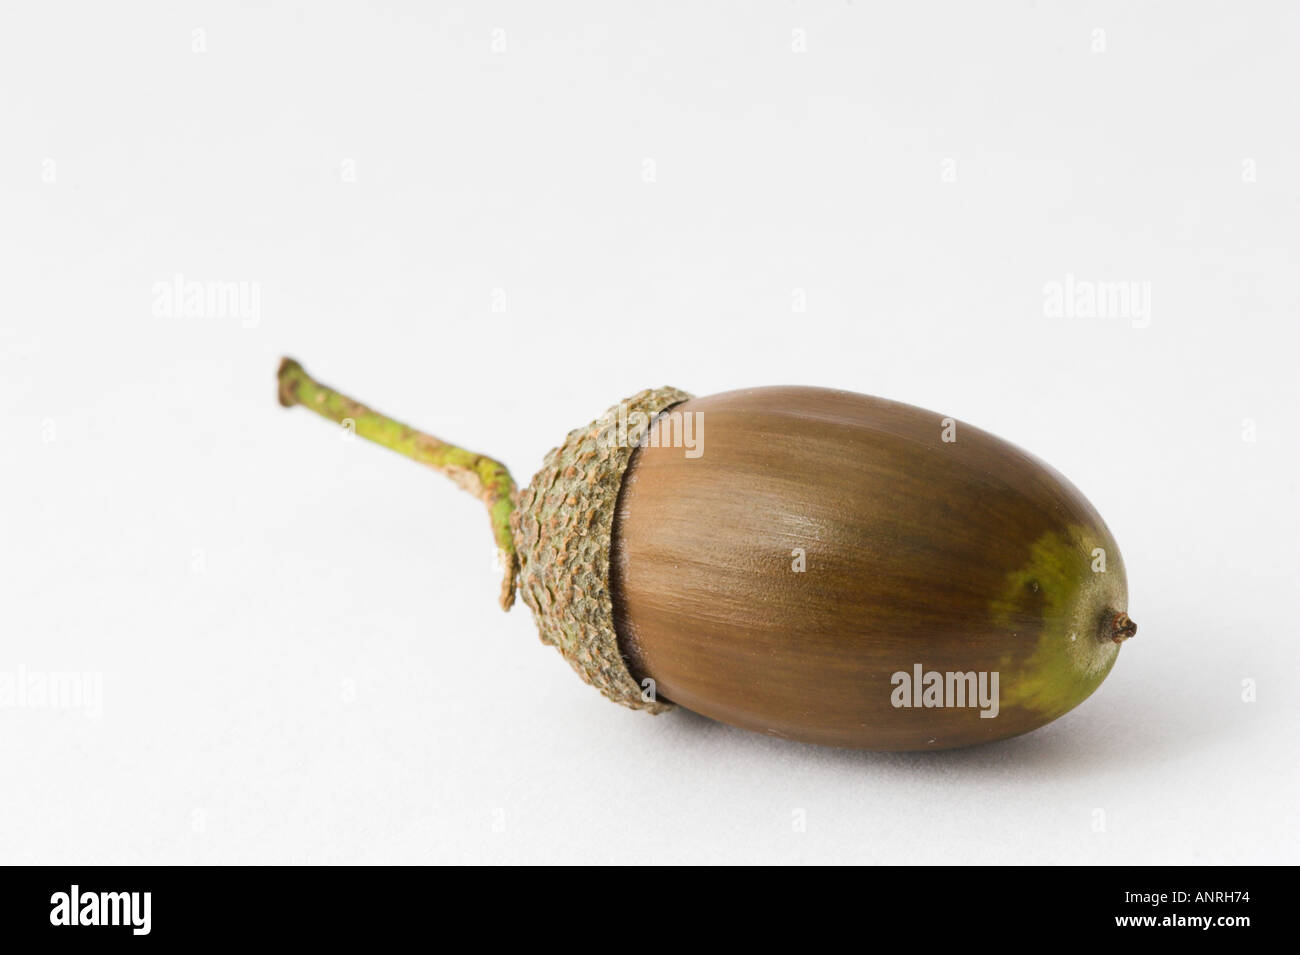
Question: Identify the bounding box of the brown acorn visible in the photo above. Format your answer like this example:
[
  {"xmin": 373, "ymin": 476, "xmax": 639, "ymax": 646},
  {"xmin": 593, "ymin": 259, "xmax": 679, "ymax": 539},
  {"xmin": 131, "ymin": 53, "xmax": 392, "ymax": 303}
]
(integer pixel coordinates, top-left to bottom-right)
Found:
[{"xmin": 278, "ymin": 360, "xmax": 1135, "ymax": 751}]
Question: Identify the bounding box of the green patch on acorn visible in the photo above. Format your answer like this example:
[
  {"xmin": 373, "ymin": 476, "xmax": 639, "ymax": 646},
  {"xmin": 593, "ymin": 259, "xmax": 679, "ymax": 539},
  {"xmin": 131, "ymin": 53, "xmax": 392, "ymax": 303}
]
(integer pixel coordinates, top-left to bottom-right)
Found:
[{"xmin": 992, "ymin": 526, "xmax": 1130, "ymax": 719}]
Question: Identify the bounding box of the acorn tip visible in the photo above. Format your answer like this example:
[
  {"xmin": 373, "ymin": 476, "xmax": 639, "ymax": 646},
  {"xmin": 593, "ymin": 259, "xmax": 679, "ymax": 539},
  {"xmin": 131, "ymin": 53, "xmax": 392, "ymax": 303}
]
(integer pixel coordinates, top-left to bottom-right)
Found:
[{"xmin": 1106, "ymin": 611, "xmax": 1137, "ymax": 644}]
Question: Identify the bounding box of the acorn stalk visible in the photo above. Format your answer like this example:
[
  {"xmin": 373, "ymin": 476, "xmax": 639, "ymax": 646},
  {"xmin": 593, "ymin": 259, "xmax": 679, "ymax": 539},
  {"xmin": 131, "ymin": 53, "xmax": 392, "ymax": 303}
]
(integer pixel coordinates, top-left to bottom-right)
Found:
[{"xmin": 276, "ymin": 358, "xmax": 518, "ymax": 608}]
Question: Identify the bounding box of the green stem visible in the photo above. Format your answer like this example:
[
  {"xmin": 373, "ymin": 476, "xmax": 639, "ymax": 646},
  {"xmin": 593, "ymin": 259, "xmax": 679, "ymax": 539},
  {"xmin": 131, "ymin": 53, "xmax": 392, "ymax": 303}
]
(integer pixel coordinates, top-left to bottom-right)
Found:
[{"xmin": 277, "ymin": 357, "xmax": 518, "ymax": 610}]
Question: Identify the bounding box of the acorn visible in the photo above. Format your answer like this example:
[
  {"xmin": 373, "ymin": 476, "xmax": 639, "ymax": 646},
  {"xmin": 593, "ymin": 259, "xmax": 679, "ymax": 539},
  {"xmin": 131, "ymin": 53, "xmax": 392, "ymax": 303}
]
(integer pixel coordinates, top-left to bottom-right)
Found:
[{"xmin": 277, "ymin": 359, "xmax": 1135, "ymax": 751}]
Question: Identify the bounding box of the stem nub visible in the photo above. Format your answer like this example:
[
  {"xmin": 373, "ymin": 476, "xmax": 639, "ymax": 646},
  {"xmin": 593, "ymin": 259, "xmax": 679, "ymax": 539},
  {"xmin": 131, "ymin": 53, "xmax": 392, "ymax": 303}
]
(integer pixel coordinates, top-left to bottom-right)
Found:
[
  {"xmin": 277, "ymin": 357, "xmax": 518, "ymax": 609},
  {"xmin": 1105, "ymin": 611, "xmax": 1137, "ymax": 644}
]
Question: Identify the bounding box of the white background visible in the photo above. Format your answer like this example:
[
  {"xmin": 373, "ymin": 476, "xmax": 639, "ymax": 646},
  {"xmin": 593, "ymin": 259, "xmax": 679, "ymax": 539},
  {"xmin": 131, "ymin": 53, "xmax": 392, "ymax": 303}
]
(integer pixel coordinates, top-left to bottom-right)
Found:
[{"xmin": 2, "ymin": 2, "xmax": 1297, "ymax": 865}]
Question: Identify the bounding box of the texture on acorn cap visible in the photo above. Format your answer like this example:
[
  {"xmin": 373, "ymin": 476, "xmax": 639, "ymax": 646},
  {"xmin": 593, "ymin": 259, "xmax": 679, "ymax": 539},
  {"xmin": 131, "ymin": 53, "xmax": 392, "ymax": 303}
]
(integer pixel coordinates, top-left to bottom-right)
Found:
[{"xmin": 511, "ymin": 386, "xmax": 690, "ymax": 713}]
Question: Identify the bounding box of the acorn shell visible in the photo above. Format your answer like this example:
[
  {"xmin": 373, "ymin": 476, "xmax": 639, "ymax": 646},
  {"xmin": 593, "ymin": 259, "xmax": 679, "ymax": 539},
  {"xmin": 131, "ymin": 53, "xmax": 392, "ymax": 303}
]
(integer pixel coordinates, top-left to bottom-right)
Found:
[{"xmin": 608, "ymin": 386, "xmax": 1131, "ymax": 750}]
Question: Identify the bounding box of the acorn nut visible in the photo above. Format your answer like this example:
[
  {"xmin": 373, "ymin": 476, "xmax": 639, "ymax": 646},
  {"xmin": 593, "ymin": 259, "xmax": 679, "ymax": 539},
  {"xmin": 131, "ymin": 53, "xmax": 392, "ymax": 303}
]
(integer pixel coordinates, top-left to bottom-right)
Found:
[{"xmin": 278, "ymin": 359, "xmax": 1135, "ymax": 751}]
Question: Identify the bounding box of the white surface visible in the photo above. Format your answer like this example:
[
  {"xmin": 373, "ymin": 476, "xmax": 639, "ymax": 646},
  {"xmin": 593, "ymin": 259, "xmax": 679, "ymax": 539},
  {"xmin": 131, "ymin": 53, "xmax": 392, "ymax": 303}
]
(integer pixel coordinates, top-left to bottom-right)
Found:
[{"xmin": 2, "ymin": 1, "xmax": 1297, "ymax": 865}]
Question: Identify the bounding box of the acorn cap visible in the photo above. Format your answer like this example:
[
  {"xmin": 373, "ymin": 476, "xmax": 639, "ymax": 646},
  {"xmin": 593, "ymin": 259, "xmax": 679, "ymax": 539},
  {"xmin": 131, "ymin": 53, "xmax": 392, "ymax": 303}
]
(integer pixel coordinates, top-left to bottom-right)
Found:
[{"xmin": 511, "ymin": 387, "xmax": 691, "ymax": 713}]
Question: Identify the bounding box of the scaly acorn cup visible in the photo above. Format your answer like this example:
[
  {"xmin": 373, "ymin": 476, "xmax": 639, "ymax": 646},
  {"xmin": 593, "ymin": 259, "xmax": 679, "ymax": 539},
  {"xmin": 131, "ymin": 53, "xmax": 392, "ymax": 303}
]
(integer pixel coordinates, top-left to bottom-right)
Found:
[{"xmin": 277, "ymin": 359, "xmax": 1135, "ymax": 751}]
